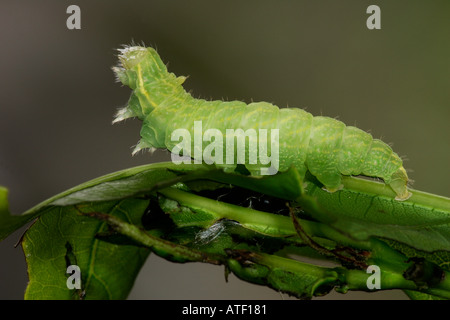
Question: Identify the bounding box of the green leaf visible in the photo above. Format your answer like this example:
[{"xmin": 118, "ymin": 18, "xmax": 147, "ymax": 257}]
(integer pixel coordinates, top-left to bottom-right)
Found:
[
  {"xmin": 26, "ymin": 163, "xmax": 211, "ymax": 209},
  {"xmin": 1, "ymin": 162, "xmax": 303, "ymax": 241},
  {"xmin": 3, "ymin": 162, "xmax": 450, "ymax": 299},
  {"xmin": 0, "ymin": 187, "xmax": 40, "ymax": 241},
  {"xmin": 302, "ymin": 177, "xmax": 450, "ymax": 252},
  {"xmin": 22, "ymin": 199, "xmax": 150, "ymax": 300},
  {"xmin": 4, "ymin": 163, "xmax": 302, "ymax": 299},
  {"xmin": 382, "ymin": 239, "xmax": 450, "ymax": 272},
  {"xmin": 0, "ymin": 163, "xmax": 213, "ymax": 241}
]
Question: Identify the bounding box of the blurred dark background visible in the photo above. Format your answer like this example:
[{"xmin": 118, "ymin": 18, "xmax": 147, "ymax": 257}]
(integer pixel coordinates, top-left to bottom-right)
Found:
[{"xmin": 0, "ymin": 0, "xmax": 449, "ymax": 300}]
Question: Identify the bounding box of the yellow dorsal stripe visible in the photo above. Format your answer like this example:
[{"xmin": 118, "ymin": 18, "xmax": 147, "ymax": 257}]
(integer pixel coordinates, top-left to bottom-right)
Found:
[{"xmin": 137, "ymin": 64, "xmax": 157, "ymax": 108}]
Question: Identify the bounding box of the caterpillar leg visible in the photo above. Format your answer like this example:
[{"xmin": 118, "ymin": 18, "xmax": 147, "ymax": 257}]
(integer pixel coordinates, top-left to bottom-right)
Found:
[
  {"xmin": 389, "ymin": 167, "xmax": 412, "ymax": 201},
  {"xmin": 313, "ymin": 171, "xmax": 344, "ymax": 194},
  {"xmin": 322, "ymin": 183, "xmax": 345, "ymax": 194}
]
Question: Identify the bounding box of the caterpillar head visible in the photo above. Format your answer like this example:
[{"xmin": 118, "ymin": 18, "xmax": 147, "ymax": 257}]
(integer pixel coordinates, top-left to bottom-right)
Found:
[
  {"xmin": 112, "ymin": 46, "xmax": 149, "ymax": 86},
  {"xmin": 112, "ymin": 46, "xmax": 168, "ymax": 124},
  {"xmin": 118, "ymin": 46, "xmax": 149, "ymax": 69}
]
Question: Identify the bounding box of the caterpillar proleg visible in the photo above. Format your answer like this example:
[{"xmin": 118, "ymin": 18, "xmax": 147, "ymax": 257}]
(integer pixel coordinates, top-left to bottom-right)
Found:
[{"xmin": 113, "ymin": 46, "xmax": 412, "ymax": 201}]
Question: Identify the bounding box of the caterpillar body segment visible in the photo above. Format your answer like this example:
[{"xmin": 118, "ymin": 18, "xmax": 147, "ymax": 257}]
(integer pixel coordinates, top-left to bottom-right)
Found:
[{"xmin": 113, "ymin": 46, "xmax": 412, "ymax": 201}]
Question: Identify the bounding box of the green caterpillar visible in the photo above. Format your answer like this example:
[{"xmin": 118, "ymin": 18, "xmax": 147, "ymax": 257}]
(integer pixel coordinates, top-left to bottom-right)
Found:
[{"xmin": 112, "ymin": 46, "xmax": 411, "ymax": 201}]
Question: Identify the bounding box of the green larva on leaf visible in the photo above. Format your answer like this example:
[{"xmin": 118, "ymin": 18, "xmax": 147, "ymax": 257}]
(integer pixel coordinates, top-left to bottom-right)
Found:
[{"xmin": 112, "ymin": 46, "xmax": 411, "ymax": 201}]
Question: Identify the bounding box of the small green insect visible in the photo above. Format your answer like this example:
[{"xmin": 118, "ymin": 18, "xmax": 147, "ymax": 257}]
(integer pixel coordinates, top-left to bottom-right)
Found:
[{"xmin": 112, "ymin": 46, "xmax": 411, "ymax": 201}]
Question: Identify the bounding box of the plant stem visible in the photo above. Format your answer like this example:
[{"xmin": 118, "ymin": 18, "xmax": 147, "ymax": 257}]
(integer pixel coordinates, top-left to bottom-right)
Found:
[
  {"xmin": 158, "ymin": 187, "xmax": 374, "ymax": 250},
  {"xmin": 80, "ymin": 211, "xmax": 222, "ymax": 265},
  {"xmin": 158, "ymin": 187, "xmax": 298, "ymax": 237},
  {"xmin": 233, "ymin": 251, "xmax": 450, "ymax": 299}
]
